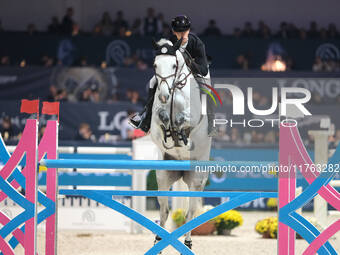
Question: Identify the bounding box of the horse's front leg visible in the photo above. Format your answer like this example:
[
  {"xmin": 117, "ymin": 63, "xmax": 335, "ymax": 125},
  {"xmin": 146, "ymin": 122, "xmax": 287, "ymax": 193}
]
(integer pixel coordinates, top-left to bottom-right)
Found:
[
  {"xmin": 182, "ymin": 172, "xmax": 208, "ymax": 250},
  {"xmin": 155, "ymin": 170, "xmax": 181, "ymax": 252}
]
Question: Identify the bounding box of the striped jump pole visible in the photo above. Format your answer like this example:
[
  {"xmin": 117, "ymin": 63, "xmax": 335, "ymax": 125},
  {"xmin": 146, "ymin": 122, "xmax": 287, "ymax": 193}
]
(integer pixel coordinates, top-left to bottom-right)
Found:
[{"xmin": 40, "ymin": 159, "xmax": 277, "ymax": 170}]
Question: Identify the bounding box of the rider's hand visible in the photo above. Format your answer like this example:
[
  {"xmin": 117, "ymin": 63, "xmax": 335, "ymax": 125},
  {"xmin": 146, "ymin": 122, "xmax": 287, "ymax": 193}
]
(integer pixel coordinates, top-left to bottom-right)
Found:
[{"xmin": 181, "ymin": 30, "xmax": 189, "ymax": 45}]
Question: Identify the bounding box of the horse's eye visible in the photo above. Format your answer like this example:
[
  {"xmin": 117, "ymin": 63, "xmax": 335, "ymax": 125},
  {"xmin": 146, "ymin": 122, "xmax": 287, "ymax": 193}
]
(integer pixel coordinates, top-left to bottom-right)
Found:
[
  {"xmin": 173, "ymin": 64, "xmax": 176, "ymax": 69},
  {"xmin": 153, "ymin": 64, "xmax": 157, "ymax": 68}
]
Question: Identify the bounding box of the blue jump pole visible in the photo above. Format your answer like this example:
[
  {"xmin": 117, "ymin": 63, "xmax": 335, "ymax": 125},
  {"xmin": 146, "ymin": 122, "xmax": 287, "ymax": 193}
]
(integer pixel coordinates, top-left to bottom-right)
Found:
[
  {"xmin": 59, "ymin": 189, "xmax": 278, "ymax": 198},
  {"xmin": 40, "ymin": 159, "xmax": 277, "ymax": 171},
  {"xmin": 40, "ymin": 159, "xmax": 191, "ymax": 170}
]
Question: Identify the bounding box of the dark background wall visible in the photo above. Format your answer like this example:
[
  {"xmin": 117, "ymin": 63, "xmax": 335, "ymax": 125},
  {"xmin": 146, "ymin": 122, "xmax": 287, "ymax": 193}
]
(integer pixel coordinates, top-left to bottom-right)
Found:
[{"xmin": 1, "ymin": 0, "xmax": 340, "ymax": 33}]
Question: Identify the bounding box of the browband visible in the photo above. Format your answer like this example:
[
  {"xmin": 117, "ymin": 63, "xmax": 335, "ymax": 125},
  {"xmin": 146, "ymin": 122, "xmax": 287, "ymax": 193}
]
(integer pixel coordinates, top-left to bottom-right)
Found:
[{"xmin": 155, "ymin": 43, "xmax": 177, "ymax": 56}]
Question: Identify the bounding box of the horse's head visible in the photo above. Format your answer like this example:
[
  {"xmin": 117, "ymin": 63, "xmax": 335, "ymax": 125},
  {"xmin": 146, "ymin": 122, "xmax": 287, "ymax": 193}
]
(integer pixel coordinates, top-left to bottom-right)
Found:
[{"xmin": 152, "ymin": 38, "xmax": 184, "ymax": 104}]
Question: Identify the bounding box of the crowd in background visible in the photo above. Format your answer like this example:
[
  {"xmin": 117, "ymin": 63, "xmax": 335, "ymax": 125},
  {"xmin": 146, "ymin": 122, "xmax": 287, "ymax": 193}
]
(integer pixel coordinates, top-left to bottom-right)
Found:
[
  {"xmin": 1, "ymin": 7, "xmax": 340, "ymax": 72},
  {"xmin": 1, "ymin": 8, "xmax": 339, "ymax": 39}
]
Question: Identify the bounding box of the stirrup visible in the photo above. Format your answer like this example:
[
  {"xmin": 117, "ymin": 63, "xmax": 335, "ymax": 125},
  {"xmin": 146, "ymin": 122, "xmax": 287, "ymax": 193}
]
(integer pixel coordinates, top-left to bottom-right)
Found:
[{"xmin": 128, "ymin": 114, "xmax": 142, "ymax": 129}]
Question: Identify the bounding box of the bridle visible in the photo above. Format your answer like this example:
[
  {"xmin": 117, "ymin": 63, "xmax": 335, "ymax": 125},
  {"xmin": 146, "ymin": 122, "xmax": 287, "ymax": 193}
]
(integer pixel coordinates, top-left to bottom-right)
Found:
[
  {"xmin": 153, "ymin": 54, "xmax": 191, "ymax": 94},
  {"xmin": 153, "ymin": 47, "xmax": 193, "ymax": 147}
]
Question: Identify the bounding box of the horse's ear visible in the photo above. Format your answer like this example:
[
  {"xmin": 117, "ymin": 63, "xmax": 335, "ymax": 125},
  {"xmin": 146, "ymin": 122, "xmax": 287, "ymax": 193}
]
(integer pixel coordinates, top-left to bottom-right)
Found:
[
  {"xmin": 173, "ymin": 38, "xmax": 183, "ymax": 50},
  {"xmin": 152, "ymin": 38, "xmax": 159, "ymax": 50}
]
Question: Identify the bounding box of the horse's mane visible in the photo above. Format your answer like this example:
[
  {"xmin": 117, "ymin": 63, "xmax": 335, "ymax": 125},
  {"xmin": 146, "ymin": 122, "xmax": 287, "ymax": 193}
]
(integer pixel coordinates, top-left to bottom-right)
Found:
[{"xmin": 157, "ymin": 39, "xmax": 173, "ymax": 47}]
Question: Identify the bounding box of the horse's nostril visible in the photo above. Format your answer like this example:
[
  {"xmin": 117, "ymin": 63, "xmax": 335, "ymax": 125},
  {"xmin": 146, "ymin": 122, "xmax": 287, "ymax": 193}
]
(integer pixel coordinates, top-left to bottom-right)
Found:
[{"xmin": 159, "ymin": 94, "xmax": 168, "ymax": 104}]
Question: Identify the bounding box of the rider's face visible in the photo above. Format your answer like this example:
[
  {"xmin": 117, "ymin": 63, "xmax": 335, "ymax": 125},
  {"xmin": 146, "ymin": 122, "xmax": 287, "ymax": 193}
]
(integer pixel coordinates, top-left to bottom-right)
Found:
[{"xmin": 173, "ymin": 29, "xmax": 190, "ymax": 40}]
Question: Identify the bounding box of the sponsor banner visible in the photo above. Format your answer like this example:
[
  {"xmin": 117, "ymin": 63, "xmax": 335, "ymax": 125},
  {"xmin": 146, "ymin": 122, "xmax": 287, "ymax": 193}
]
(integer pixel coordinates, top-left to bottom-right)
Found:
[
  {"xmin": 0, "ymin": 67, "xmax": 52, "ymax": 99},
  {"xmin": 0, "ymin": 101, "xmax": 142, "ymax": 140}
]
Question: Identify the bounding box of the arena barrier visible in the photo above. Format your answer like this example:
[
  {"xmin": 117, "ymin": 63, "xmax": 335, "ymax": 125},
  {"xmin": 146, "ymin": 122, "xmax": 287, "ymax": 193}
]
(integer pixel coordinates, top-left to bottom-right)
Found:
[{"xmin": 1, "ymin": 118, "xmax": 340, "ymax": 255}]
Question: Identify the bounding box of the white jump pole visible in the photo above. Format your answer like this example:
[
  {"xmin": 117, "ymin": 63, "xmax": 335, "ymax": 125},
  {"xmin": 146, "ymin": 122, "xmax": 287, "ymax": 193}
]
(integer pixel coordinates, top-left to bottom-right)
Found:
[
  {"xmin": 132, "ymin": 135, "xmax": 162, "ymax": 234},
  {"xmin": 308, "ymin": 118, "xmax": 333, "ymax": 228}
]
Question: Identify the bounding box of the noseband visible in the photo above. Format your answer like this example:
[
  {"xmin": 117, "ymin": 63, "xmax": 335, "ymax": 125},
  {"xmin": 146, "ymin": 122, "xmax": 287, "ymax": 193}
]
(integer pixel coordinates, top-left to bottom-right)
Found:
[{"xmin": 154, "ymin": 57, "xmax": 179, "ymax": 94}]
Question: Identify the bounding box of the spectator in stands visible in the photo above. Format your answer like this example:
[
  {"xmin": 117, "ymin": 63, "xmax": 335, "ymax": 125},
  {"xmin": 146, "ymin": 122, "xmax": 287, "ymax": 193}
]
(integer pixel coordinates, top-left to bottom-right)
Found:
[
  {"xmin": 311, "ymin": 93, "xmax": 323, "ymax": 105},
  {"xmin": 75, "ymin": 123, "xmax": 96, "ymax": 142},
  {"xmin": 308, "ymin": 21, "xmax": 319, "ymax": 38},
  {"xmin": 120, "ymin": 109, "xmax": 136, "ymax": 140},
  {"xmin": 71, "ymin": 23, "xmax": 81, "ymax": 36},
  {"xmin": 57, "ymin": 39, "xmax": 77, "ymax": 66},
  {"xmin": 160, "ymin": 23, "xmax": 171, "ymax": 37},
  {"xmin": 264, "ymin": 130, "xmax": 276, "ymax": 144},
  {"xmin": 233, "ymin": 54, "xmax": 249, "ymax": 70},
  {"xmin": 324, "ymin": 60, "xmax": 337, "ymax": 72},
  {"xmin": 61, "ymin": 7, "xmax": 75, "ymax": 35},
  {"xmin": 118, "ymin": 26, "xmax": 128, "ymax": 37},
  {"xmin": 79, "ymin": 56, "xmax": 87, "ymax": 66},
  {"xmin": 38, "ymin": 125, "xmax": 46, "ymax": 141},
  {"xmin": 92, "ymin": 24, "xmax": 102, "ymax": 36},
  {"xmin": 27, "ymin": 23, "xmax": 37, "ymax": 36},
  {"xmin": 299, "ymin": 28, "xmax": 307, "ymax": 40},
  {"xmin": 113, "ymin": 11, "xmax": 128, "ymax": 35},
  {"xmin": 241, "ymin": 22, "xmax": 255, "ymax": 37},
  {"xmin": 125, "ymin": 88, "xmax": 133, "ymax": 102},
  {"xmin": 89, "ymin": 83, "xmax": 101, "ymax": 102},
  {"xmin": 97, "ymin": 12, "xmax": 114, "ymax": 36},
  {"xmin": 277, "ymin": 22, "xmax": 289, "ymax": 39},
  {"xmin": 230, "ymin": 128, "xmax": 242, "ymax": 144},
  {"xmin": 251, "ymin": 130, "xmax": 264, "ymax": 144},
  {"xmin": 80, "ymin": 87, "xmax": 91, "ymax": 101},
  {"xmin": 313, "ymin": 57, "xmax": 325, "ymax": 72},
  {"xmin": 143, "ymin": 8, "xmax": 158, "ymax": 36},
  {"xmin": 232, "ymin": 27, "xmax": 241, "ymax": 38},
  {"xmin": 0, "ymin": 116, "xmax": 16, "ymax": 141},
  {"xmin": 131, "ymin": 18, "xmax": 142, "ymax": 36},
  {"xmin": 54, "ymin": 89, "xmax": 68, "ymax": 101},
  {"xmin": 48, "ymin": 17, "xmax": 60, "ymax": 34},
  {"xmin": 41, "ymin": 54, "xmax": 54, "ymax": 67},
  {"xmin": 123, "ymin": 54, "xmax": 147, "ymax": 67},
  {"xmin": 287, "ymin": 23, "xmax": 299, "ymax": 38},
  {"xmin": 47, "ymin": 85, "xmax": 58, "ymax": 101},
  {"xmin": 203, "ymin": 19, "xmax": 222, "ymax": 36},
  {"xmin": 285, "ymin": 56, "xmax": 294, "ymax": 71},
  {"xmin": 257, "ymin": 20, "xmax": 271, "ymax": 39},
  {"xmin": 328, "ymin": 23, "xmax": 339, "ymax": 39},
  {"xmin": 321, "ymin": 28, "xmax": 329, "ymax": 40},
  {"xmin": 0, "ymin": 56, "xmax": 10, "ymax": 66},
  {"xmin": 157, "ymin": 13, "xmax": 167, "ymax": 34},
  {"xmin": 136, "ymin": 59, "xmax": 148, "ymax": 70},
  {"xmin": 130, "ymin": 90, "xmax": 143, "ymax": 105}
]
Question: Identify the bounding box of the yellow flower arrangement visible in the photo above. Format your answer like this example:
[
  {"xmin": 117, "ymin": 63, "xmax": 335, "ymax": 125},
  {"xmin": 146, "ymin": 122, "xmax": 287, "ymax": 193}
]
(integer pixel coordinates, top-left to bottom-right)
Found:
[
  {"xmin": 255, "ymin": 216, "xmax": 278, "ymax": 238},
  {"xmin": 267, "ymin": 198, "xmax": 278, "ymax": 209},
  {"xmin": 214, "ymin": 210, "xmax": 243, "ymax": 235},
  {"xmin": 171, "ymin": 208, "xmax": 186, "ymax": 227}
]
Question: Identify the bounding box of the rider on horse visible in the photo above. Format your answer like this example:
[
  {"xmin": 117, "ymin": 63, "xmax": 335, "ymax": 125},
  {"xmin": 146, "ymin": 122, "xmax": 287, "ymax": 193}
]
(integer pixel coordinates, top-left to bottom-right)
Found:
[{"xmin": 129, "ymin": 15, "xmax": 217, "ymax": 136}]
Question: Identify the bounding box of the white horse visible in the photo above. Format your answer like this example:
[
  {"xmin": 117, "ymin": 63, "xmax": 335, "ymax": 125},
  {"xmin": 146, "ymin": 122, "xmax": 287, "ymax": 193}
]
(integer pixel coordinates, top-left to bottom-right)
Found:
[{"xmin": 149, "ymin": 38, "xmax": 212, "ymax": 250}]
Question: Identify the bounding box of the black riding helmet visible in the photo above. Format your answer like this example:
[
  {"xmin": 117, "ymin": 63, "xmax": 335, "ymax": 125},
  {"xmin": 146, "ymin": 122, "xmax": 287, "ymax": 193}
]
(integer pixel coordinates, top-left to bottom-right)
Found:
[{"xmin": 171, "ymin": 15, "xmax": 191, "ymax": 32}]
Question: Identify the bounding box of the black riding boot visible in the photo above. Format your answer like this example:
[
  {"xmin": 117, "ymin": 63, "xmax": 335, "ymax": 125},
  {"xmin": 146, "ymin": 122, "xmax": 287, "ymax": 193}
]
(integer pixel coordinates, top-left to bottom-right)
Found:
[{"xmin": 129, "ymin": 86, "xmax": 157, "ymax": 133}]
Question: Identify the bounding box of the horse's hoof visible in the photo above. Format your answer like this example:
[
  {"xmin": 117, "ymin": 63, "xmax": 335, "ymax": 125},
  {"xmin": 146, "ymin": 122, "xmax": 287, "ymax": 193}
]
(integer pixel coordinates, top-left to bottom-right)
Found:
[
  {"xmin": 181, "ymin": 240, "xmax": 192, "ymax": 255},
  {"xmin": 184, "ymin": 240, "xmax": 192, "ymax": 249},
  {"xmin": 154, "ymin": 236, "xmax": 162, "ymax": 254}
]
